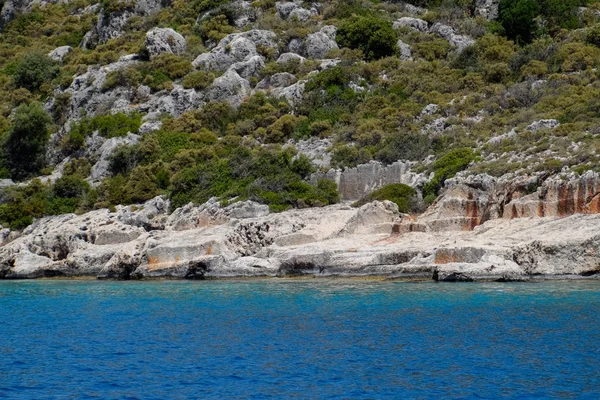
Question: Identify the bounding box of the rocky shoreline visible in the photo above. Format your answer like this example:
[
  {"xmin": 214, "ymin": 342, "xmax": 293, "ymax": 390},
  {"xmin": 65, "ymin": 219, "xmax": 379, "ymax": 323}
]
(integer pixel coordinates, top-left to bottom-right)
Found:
[{"xmin": 2, "ymin": 171, "xmax": 600, "ymax": 282}]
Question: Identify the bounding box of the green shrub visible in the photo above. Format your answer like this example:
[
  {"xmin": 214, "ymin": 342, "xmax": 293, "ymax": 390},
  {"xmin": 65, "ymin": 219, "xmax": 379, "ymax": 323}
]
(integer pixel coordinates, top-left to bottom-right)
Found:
[
  {"xmin": 352, "ymin": 183, "xmax": 418, "ymax": 213},
  {"xmin": 336, "ymin": 15, "xmax": 398, "ymax": 61},
  {"xmin": 4, "ymin": 102, "xmax": 52, "ymax": 180},
  {"xmin": 422, "ymin": 148, "xmax": 478, "ymax": 199},
  {"xmin": 182, "ymin": 70, "xmax": 215, "ymax": 90},
  {"xmin": 498, "ymin": 0, "xmax": 540, "ymax": 44},
  {"xmin": 13, "ymin": 53, "xmax": 59, "ymax": 92}
]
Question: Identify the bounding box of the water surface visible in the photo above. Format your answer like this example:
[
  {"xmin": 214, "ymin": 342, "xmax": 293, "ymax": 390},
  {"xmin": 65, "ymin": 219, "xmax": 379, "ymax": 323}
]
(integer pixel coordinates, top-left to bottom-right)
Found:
[{"xmin": 1, "ymin": 280, "xmax": 599, "ymax": 398}]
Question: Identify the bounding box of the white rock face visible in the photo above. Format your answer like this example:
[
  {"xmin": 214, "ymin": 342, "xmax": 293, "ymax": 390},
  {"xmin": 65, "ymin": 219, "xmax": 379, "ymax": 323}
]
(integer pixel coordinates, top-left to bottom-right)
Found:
[
  {"xmin": 305, "ymin": 26, "xmax": 338, "ymax": 59},
  {"xmin": 228, "ymin": 55, "xmax": 265, "ymax": 79},
  {"xmin": 430, "ymin": 22, "xmax": 475, "ymax": 52},
  {"xmin": 276, "ymin": 52, "xmax": 306, "ymax": 64},
  {"xmin": 397, "ymin": 39, "xmax": 412, "ymax": 61},
  {"xmin": 207, "ymin": 69, "xmax": 251, "ymax": 107},
  {"xmin": 475, "ymin": 0, "xmax": 499, "ymax": 19},
  {"xmin": 48, "ymin": 45, "xmax": 72, "ymax": 62},
  {"xmin": 192, "ymin": 29, "xmax": 278, "ymax": 71},
  {"xmin": 144, "ymin": 28, "xmax": 186, "ymax": 59},
  {"xmin": 393, "ymin": 17, "xmax": 429, "ymax": 32},
  {"xmin": 3, "ymin": 193, "xmax": 600, "ymax": 281}
]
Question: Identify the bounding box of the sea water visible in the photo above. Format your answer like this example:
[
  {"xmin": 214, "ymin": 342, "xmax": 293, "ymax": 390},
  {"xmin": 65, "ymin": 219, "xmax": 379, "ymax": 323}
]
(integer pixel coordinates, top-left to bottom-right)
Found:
[{"xmin": 1, "ymin": 280, "xmax": 599, "ymax": 399}]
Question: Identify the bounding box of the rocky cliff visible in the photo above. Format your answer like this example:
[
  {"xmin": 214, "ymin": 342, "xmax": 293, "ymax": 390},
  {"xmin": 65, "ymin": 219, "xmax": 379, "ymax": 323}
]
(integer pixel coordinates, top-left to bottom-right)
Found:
[{"xmin": 2, "ymin": 171, "xmax": 600, "ymax": 281}]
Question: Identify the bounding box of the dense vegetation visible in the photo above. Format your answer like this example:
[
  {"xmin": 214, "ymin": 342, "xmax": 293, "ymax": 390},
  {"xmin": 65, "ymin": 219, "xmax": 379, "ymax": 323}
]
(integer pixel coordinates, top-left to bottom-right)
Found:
[{"xmin": 1, "ymin": 0, "xmax": 600, "ymax": 228}]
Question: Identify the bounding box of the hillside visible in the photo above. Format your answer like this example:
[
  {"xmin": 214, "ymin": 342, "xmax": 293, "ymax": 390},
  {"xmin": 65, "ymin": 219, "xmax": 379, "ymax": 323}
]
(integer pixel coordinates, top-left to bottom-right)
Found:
[{"xmin": 0, "ymin": 0, "xmax": 599, "ymax": 234}]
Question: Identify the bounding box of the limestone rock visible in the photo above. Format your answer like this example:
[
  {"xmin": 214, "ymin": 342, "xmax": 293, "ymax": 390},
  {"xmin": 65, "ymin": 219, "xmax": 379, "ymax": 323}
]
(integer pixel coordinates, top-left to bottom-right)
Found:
[
  {"xmin": 276, "ymin": 52, "xmax": 306, "ymax": 64},
  {"xmin": 206, "ymin": 69, "xmax": 250, "ymax": 107},
  {"xmin": 89, "ymin": 133, "xmax": 141, "ymax": 183},
  {"xmin": 228, "ymin": 55, "xmax": 265, "ymax": 79},
  {"xmin": 255, "ymin": 72, "xmax": 297, "ymax": 90},
  {"xmin": 397, "ymin": 39, "xmax": 412, "ymax": 61},
  {"xmin": 430, "ymin": 22, "xmax": 475, "ymax": 52},
  {"xmin": 144, "ymin": 27, "xmax": 186, "ymax": 59},
  {"xmin": 475, "ymin": 0, "xmax": 499, "ymax": 20},
  {"xmin": 305, "ymin": 26, "xmax": 338, "ymax": 59},
  {"xmin": 192, "ymin": 30, "xmax": 278, "ymax": 71},
  {"xmin": 393, "ymin": 17, "xmax": 429, "ymax": 32},
  {"xmin": 48, "ymin": 45, "xmax": 72, "ymax": 62}
]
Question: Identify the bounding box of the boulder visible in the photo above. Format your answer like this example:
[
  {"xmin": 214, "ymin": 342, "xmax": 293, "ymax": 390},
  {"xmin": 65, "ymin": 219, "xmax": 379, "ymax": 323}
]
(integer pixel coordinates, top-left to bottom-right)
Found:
[
  {"xmin": 144, "ymin": 27, "xmax": 186, "ymax": 59},
  {"xmin": 192, "ymin": 30, "xmax": 278, "ymax": 71},
  {"xmin": 48, "ymin": 45, "xmax": 72, "ymax": 62},
  {"xmin": 430, "ymin": 22, "xmax": 475, "ymax": 52},
  {"xmin": 228, "ymin": 55, "xmax": 265, "ymax": 79},
  {"xmin": 206, "ymin": 69, "xmax": 251, "ymax": 107},
  {"xmin": 305, "ymin": 26, "xmax": 338, "ymax": 59},
  {"xmin": 475, "ymin": 0, "xmax": 499, "ymax": 20},
  {"xmin": 255, "ymin": 72, "xmax": 297, "ymax": 90},
  {"xmin": 276, "ymin": 52, "xmax": 306, "ymax": 64},
  {"xmin": 393, "ymin": 17, "xmax": 429, "ymax": 32},
  {"xmin": 397, "ymin": 39, "xmax": 412, "ymax": 61}
]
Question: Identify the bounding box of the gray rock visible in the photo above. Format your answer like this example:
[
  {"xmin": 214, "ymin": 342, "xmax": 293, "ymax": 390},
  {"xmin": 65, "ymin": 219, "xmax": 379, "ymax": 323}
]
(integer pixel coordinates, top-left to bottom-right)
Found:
[
  {"xmin": 225, "ymin": 201, "xmax": 270, "ymax": 219},
  {"xmin": 287, "ymin": 38, "xmax": 304, "ymax": 54},
  {"xmin": 305, "ymin": 26, "xmax": 338, "ymax": 59},
  {"xmin": 276, "ymin": 52, "xmax": 306, "ymax": 64},
  {"xmin": 475, "ymin": 0, "xmax": 499, "ymax": 19},
  {"xmin": 276, "ymin": 1, "xmax": 300, "ymax": 19},
  {"xmin": 270, "ymin": 80, "xmax": 305, "ymax": 106},
  {"xmin": 89, "ymin": 133, "xmax": 141, "ymax": 183},
  {"xmin": 193, "ymin": 29, "xmax": 278, "ymax": 72},
  {"xmin": 138, "ymin": 120, "xmax": 163, "ymax": 135},
  {"xmin": 393, "ymin": 17, "xmax": 428, "ymax": 32},
  {"xmin": 116, "ymin": 196, "xmax": 170, "ymax": 231},
  {"xmin": 255, "ymin": 72, "xmax": 297, "ymax": 90},
  {"xmin": 229, "ymin": 55, "xmax": 265, "ymax": 79},
  {"xmin": 430, "ymin": 22, "xmax": 475, "ymax": 52},
  {"xmin": 525, "ymin": 119, "xmax": 559, "ymax": 132},
  {"xmin": 48, "ymin": 45, "xmax": 72, "ymax": 62},
  {"xmin": 289, "ymin": 7, "xmax": 316, "ymax": 21},
  {"xmin": 397, "ymin": 39, "xmax": 412, "ymax": 61},
  {"xmin": 144, "ymin": 27, "xmax": 186, "ymax": 59},
  {"xmin": 207, "ymin": 69, "xmax": 250, "ymax": 107}
]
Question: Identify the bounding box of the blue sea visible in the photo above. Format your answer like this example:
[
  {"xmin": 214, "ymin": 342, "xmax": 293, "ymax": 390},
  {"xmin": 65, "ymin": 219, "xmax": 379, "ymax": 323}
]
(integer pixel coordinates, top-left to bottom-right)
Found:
[{"xmin": 1, "ymin": 280, "xmax": 600, "ymax": 399}]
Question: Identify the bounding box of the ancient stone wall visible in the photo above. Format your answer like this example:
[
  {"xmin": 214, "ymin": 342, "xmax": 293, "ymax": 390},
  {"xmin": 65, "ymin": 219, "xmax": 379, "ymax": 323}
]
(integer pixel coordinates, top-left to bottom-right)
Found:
[{"xmin": 311, "ymin": 160, "xmax": 426, "ymax": 201}]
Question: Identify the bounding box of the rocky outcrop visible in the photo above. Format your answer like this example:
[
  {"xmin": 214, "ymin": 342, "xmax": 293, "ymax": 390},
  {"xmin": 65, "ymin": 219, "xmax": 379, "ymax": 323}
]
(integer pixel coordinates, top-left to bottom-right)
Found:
[
  {"xmin": 311, "ymin": 160, "xmax": 428, "ymax": 201},
  {"xmin": 2, "ymin": 191, "xmax": 600, "ymax": 281},
  {"xmin": 82, "ymin": 0, "xmax": 173, "ymax": 48},
  {"xmin": 393, "ymin": 17, "xmax": 429, "ymax": 32},
  {"xmin": 430, "ymin": 23, "xmax": 475, "ymax": 52},
  {"xmin": 276, "ymin": 1, "xmax": 318, "ymax": 21},
  {"xmin": 475, "ymin": 0, "xmax": 499, "ymax": 20},
  {"xmin": 304, "ymin": 26, "xmax": 338, "ymax": 59},
  {"xmin": 144, "ymin": 27, "xmax": 186, "ymax": 59},
  {"xmin": 401, "ymin": 171, "xmax": 600, "ymax": 233},
  {"xmin": 192, "ymin": 29, "xmax": 278, "ymax": 71},
  {"xmin": 397, "ymin": 39, "xmax": 412, "ymax": 61},
  {"xmin": 206, "ymin": 69, "xmax": 250, "ymax": 107},
  {"xmin": 48, "ymin": 45, "xmax": 72, "ymax": 62}
]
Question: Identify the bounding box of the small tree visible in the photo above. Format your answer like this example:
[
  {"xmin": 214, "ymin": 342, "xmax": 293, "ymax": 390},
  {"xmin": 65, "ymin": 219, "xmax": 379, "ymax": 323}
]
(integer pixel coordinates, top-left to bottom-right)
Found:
[
  {"xmin": 498, "ymin": 0, "xmax": 540, "ymax": 45},
  {"xmin": 336, "ymin": 15, "xmax": 397, "ymax": 61},
  {"xmin": 13, "ymin": 53, "xmax": 59, "ymax": 92},
  {"xmin": 5, "ymin": 102, "xmax": 52, "ymax": 180}
]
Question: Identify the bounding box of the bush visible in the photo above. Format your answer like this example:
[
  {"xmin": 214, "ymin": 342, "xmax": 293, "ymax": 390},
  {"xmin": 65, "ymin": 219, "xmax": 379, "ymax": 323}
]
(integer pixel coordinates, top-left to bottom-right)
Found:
[
  {"xmin": 182, "ymin": 70, "xmax": 215, "ymax": 90},
  {"xmin": 353, "ymin": 184, "xmax": 418, "ymax": 213},
  {"xmin": 422, "ymin": 148, "xmax": 478, "ymax": 199},
  {"xmin": 498, "ymin": 0, "xmax": 540, "ymax": 44},
  {"xmin": 4, "ymin": 102, "xmax": 52, "ymax": 180},
  {"xmin": 336, "ymin": 15, "xmax": 398, "ymax": 61},
  {"xmin": 12, "ymin": 53, "xmax": 59, "ymax": 92}
]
